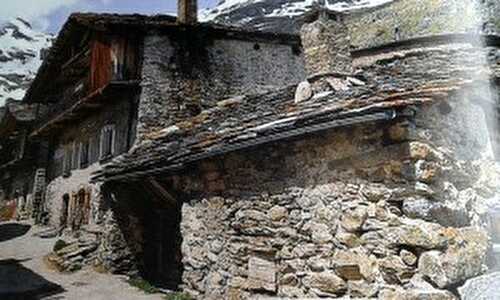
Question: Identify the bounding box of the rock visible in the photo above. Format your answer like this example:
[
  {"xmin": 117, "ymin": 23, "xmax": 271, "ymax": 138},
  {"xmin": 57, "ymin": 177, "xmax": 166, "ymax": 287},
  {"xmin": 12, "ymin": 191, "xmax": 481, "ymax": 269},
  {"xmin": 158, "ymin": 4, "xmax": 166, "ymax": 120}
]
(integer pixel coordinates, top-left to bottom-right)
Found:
[
  {"xmin": 418, "ymin": 227, "xmax": 489, "ymax": 288},
  {"xmin": 402, "ymin": 196, "xmax": 471, "ymax": 228},
  {"xmin": 303, "ymin": 271, "xmax": 347, "ymax": 296},
  {"xmin": 408, "ymin": 274, "xmax": 436, "ymax": 290},
  {"xmin": 279, "ymin": 285, "xmax": 307, "ymax": 298},
  {"xmin": 400, "ymin": 249, "xmax": 418, "ymax": 266},
  {"xmin": 379, "ymin": 288, "xmax": 456, "ymax": 300},
  {"xmin": 409, "ymin": 142, "xmax": 435, "ymax": 160},
  {"xmin": 382, "ymin": 219, "xmax": 448, "ymax": 249},
  {"xmin": 304, "ymin": 222, "xmax": 333, "ymax": 244},
  {"xmin": 335, "ymin": 232, "xmax": 361, "ymax": 248},
  {"xmin": 294, "ymin": 81, "xmax": 312, "ymax": 103},
  {"xmin": 326, "ymin": 77, "xmax": 350, "ymax": 91},
  {"xmin": 246, "ymin": 256, "xmax": 277, "ymax": 292},
  {"xmin": 360, "ymin": 184, "xmax": 391, "ymax": 202},
  {"xmin": 415, "ymin": 160, "xmax": 440, "ymax": 183},
  {"xmin": 341, "ymin": 206, "xmax": 368, "ymax": 232},
  {"xmin": 379, "ymin": 255, "xmax": 415, "ymax": 284},
  {"xmin": 458, "ymin": 272, "xmax": 500, "ymax": 300},
  {"xmin": 268, "ymin": 205, "xmax": 288, "ymax": 222},
  {"xmin": 332, "ymin": 249, "xmax": 378, "ymax": 282},
  {"xmin": 292, "ymin": 243, "xmax": 317, "ymax": 258},
  {"xmin": 348, "ymin": 280, "xmax": 379, "ymax": 298},
  {"xmin": 347, "ymin": 76, "xmax": 366, "ymax": 86},
  {"xmin": 414, "ymin": 182, "xmax": 436, "ymax": 197}
]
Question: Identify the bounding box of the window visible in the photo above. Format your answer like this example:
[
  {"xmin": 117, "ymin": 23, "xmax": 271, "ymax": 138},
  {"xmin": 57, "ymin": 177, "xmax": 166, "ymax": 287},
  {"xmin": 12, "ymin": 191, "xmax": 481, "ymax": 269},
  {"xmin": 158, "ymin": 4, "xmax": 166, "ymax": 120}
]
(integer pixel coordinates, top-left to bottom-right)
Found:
[
  {"xmin": 80, "ymin": 140, "xmax": 90, "ymax": 168},
  {"xmin": 100, "ymin": 125, "xmax": 115, "ymax": 160},
  {"xmin": 63, "ymin": 143, "xmax": 73, "ymax": 176},
  {"xmin": 71, "ymin": 141, "xmax": 78, "ymax": 169}
]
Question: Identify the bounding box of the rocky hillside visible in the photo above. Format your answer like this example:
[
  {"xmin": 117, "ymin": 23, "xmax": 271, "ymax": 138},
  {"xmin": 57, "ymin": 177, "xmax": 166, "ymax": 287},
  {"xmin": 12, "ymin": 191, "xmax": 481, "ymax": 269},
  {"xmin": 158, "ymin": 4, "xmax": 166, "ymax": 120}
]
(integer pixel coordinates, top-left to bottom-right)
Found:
[
  {"xmin": 200, "ymin": 0, "xmax": 393, "ymax": 33},
  {"xmin": 0, "ymin": 18, "xmax": 52, "ymax": 106}
]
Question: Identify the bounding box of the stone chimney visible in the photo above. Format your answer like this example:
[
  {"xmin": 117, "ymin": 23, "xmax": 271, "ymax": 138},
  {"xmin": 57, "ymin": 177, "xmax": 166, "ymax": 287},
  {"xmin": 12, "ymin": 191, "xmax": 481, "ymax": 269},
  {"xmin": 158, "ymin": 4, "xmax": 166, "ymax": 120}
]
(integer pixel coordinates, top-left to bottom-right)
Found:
[
  {"xmin": 301, "ymin": 8, "xmax": 352, "ymax": 76},
  {"xmin": 178, "ymin": 0, "xmax": 198, "ymax": 25},
  {"xmin": 295, "ymin": 8, "xmax": 356, "ymax": 102}
]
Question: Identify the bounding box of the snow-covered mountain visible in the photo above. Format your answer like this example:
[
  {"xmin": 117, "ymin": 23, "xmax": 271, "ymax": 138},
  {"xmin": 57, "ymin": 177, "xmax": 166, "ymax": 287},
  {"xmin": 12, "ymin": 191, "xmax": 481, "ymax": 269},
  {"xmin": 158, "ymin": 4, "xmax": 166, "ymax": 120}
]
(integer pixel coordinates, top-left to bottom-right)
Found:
[
  {"xmin": 201, "ymin": 0, "xmax": 393, "ymax": 33},
  {"xmin": 0, "ymin": 18, "xmax": 52, "ymax": 106}
]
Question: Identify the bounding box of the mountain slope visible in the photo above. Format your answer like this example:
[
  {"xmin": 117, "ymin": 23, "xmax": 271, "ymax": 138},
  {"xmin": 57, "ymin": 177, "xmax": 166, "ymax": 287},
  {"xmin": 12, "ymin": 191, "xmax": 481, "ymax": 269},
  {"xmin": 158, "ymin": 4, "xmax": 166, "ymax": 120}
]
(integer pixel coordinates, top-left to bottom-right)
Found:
[
  {"xmin": 201, "ymin": 0, "xmax": 393, "ymax": 33},
  {"xmin": 0, "ymin": 18, "xmax": 52, "ymax": 106}
]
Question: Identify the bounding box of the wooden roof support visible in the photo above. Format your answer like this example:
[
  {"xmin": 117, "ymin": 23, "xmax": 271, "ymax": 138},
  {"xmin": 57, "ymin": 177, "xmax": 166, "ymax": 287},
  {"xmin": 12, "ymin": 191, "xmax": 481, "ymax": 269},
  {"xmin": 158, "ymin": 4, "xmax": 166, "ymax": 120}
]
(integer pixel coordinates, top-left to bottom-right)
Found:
[{"xmin": 147, "ymin": 178, "xmax": 178, "ymax": 207}]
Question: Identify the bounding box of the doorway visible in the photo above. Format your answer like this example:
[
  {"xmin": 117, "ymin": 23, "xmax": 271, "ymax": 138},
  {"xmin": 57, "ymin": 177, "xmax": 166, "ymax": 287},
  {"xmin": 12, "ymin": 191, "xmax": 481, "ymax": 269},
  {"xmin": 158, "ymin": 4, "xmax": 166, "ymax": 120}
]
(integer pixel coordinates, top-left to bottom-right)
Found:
[
  {"xmin": 142, "ymin": 205, "xmax": 182, "ymax": 290},
  {"xmin": 60, "ymin": 194, "xmax": 70, "ymax": 229}
]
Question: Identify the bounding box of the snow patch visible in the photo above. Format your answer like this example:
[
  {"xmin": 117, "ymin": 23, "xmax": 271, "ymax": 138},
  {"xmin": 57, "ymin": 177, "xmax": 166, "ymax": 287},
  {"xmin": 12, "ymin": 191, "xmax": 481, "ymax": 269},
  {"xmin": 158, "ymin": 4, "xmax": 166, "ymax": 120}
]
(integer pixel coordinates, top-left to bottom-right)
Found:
[{"xmin": 0, "ymin": 18, "xmax": 52, "ymax": 106}]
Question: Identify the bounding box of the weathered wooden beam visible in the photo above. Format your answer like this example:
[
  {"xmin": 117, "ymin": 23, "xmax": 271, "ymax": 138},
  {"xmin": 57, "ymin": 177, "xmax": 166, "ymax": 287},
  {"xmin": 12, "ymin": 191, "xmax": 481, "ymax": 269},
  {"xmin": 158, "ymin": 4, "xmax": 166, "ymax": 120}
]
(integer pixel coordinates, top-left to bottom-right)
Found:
[{"xmin": 148, "ymin": 178, "xmax": 177, "ymax": 207}]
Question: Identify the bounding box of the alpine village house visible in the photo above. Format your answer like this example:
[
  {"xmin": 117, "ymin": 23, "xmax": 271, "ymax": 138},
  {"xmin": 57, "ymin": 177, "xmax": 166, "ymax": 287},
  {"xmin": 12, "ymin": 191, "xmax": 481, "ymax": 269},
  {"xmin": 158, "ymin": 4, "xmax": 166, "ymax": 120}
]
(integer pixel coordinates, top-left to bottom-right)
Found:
[{"xmin": 1, "ymin": 0, "xmax": 500, "ymax": 299}]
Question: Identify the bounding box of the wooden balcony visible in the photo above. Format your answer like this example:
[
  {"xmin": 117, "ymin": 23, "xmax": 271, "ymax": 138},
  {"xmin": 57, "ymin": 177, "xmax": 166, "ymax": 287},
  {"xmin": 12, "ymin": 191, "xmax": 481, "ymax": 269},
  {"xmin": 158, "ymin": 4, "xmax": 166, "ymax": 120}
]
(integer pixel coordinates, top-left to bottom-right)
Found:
[{"xmin": 30, "ymin": 80, "xmax": 140, "ymax": 138}]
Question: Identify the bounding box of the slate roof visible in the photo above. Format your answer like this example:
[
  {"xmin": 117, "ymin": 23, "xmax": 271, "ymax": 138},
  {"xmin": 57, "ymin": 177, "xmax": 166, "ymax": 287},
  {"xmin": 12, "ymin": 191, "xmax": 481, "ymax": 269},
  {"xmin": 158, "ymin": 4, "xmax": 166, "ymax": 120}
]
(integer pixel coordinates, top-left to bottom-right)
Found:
[{"xmin": 93, "ymin": 73, "xmax": 468, "ymax": 183}]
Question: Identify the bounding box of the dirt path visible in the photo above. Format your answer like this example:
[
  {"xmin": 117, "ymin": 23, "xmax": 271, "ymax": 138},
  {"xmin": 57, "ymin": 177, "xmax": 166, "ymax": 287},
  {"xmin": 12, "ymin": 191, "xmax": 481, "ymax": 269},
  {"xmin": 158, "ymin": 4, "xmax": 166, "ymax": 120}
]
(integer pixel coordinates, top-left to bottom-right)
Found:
[{"xmin": 0, "ymin": 221, "xmax": 165, "ymax": 300}]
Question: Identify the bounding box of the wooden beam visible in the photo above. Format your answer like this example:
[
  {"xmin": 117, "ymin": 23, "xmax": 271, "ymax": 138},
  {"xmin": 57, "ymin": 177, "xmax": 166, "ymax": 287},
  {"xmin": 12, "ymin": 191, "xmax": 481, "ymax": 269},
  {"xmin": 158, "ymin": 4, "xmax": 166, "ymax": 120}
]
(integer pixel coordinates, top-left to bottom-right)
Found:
[{"xmin": 148, "ymin": 178, "xmax": 177, "ymax": 207}]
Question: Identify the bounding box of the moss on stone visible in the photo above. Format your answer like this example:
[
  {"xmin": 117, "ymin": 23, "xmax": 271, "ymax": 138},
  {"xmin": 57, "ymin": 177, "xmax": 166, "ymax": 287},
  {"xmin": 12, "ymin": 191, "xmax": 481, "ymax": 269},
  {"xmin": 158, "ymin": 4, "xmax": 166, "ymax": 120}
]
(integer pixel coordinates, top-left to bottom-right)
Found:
[
  {"xmin": 53, "ymin": 239, "xmax": 68, "ymax": 252},
  {"xmin": 126, "ymin": 277, "xmax": 159, "ymax": 294}
]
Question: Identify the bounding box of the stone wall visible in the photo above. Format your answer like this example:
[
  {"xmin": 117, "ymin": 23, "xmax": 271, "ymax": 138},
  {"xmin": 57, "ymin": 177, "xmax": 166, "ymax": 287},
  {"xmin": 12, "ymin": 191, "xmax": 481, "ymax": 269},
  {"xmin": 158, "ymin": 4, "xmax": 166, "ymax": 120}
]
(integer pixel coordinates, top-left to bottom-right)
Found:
[
  {"xmin": 175, "ymin": 90, "xmax": 495, "ymax": 299},
  {"xmin": 45, "ymin": 98, "xmax": 136, "ymax": 228},
  {"xmin": 348, "ymin": 0, "xmax": 500, "ymax": 49},
  {"xmin": 137, "ymin": 31, "xmax": 306, "ymax": 140},
  {"xmin": 45, "ymin": 163, "xmax": 105, "ymax": 228}
]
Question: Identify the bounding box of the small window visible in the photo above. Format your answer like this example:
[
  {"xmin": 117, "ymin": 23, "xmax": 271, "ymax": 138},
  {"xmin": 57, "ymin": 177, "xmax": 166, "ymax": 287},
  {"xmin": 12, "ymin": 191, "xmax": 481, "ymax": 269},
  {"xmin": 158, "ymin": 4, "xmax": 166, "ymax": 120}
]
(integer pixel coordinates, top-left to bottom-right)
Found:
[
  {"xmin": 100, "ymin": 125, "xmax": 115, "ymax": 160},
  {"xmin": 63, "ymin": 144, "xmax": 72, "ymax": 177},
  {"xmin": 80, "ymin": 140, "xmax": 90, "ymax": 168},
  {"xmin": 71, "ymin": 141, "xmax": 78, "ymax": 170}
]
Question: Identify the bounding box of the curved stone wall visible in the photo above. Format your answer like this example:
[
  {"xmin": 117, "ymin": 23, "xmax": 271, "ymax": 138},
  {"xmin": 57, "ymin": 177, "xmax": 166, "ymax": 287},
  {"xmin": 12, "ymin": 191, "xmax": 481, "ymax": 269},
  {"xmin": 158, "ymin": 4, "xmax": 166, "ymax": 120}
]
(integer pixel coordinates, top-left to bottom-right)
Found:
[{"xmin": 348, "ymin": 0, "xmax": 500, "ymax": 49}]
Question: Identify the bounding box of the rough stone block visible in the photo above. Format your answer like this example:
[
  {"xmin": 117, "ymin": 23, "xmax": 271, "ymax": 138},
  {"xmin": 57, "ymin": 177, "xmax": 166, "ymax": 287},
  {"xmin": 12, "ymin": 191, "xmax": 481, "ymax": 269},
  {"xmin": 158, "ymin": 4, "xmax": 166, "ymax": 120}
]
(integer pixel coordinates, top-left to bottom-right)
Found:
[{"xmin": 247, "ymin": 256, "xmax": 277, "ymax": 293}]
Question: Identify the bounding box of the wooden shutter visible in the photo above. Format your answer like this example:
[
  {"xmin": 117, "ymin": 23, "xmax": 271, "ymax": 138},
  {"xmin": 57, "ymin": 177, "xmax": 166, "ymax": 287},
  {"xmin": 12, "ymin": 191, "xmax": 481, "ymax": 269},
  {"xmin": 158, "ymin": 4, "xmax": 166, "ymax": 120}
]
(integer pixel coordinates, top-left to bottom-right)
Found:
[{"xmin": 90, "ymin": 34, "xmax": 112, "ymax": 91}]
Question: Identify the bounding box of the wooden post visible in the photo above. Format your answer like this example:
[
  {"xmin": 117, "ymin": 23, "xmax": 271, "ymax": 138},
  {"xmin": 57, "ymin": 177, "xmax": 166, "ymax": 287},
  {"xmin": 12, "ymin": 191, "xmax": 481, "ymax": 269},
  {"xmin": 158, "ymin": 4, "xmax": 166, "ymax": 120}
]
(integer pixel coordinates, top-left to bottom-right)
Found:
[{"xmin": 177, "ymin": 0, "xmax": 197, "ymax": 25}]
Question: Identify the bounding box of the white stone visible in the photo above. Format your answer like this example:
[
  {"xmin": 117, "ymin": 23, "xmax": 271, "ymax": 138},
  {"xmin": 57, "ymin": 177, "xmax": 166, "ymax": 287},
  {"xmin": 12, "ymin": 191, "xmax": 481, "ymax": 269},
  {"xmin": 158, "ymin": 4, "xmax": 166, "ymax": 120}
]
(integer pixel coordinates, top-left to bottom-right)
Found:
[
  {"xmin": 294, "ymin": 81, "xmax": 313, "ymax": 103},
  {"xmin": 459, "ymin": 272, "xmax": 500, "ymax": 300}
]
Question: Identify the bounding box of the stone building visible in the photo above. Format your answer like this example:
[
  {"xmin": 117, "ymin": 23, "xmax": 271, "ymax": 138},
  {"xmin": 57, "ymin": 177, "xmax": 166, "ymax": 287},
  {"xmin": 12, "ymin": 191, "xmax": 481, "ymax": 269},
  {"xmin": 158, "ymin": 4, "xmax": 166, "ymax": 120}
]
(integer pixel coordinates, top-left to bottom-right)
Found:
[
  {"xmin": 3, "ymin": 0, "xmax": 500, "ymax": 298},
  {"xmin": 93, "ymin": 5, "xmax": 500, "ymax": 300},
  {"xmin": 0, "ymin": 100, "xmax": 46, "ymax": 220},
  {"xmin": 18, "ymin": 11, "xmax": 304, "ymax": 234}
]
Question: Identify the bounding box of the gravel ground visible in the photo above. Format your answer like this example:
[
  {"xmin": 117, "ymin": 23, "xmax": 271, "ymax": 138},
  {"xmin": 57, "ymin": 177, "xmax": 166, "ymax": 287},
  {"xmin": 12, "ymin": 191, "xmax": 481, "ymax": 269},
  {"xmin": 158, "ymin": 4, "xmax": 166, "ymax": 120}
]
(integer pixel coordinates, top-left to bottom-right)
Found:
[{"xmin": 0, "ymin": 221, "xmax": 165, "ymax": 300}]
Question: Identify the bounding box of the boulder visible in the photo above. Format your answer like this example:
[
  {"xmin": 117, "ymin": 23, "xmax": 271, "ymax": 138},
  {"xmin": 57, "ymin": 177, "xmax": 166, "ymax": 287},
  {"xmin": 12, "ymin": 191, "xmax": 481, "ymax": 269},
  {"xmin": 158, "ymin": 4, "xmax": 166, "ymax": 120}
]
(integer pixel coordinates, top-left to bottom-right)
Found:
[
  {"xmin": 418, "ymin": 227, "xmax": 489, "ymax": 288},
  {"xmin": 458, "ymin": 272, "xmax": 500, "ymax": 300}
]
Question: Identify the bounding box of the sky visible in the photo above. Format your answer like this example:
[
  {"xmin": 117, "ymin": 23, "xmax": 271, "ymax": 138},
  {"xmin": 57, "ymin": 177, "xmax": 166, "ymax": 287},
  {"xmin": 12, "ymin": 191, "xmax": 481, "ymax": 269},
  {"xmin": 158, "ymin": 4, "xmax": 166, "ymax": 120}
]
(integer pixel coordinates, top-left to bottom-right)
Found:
[{"xmin": 0, "ymin": 0, "xmax": 220, "ymax": 33}]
